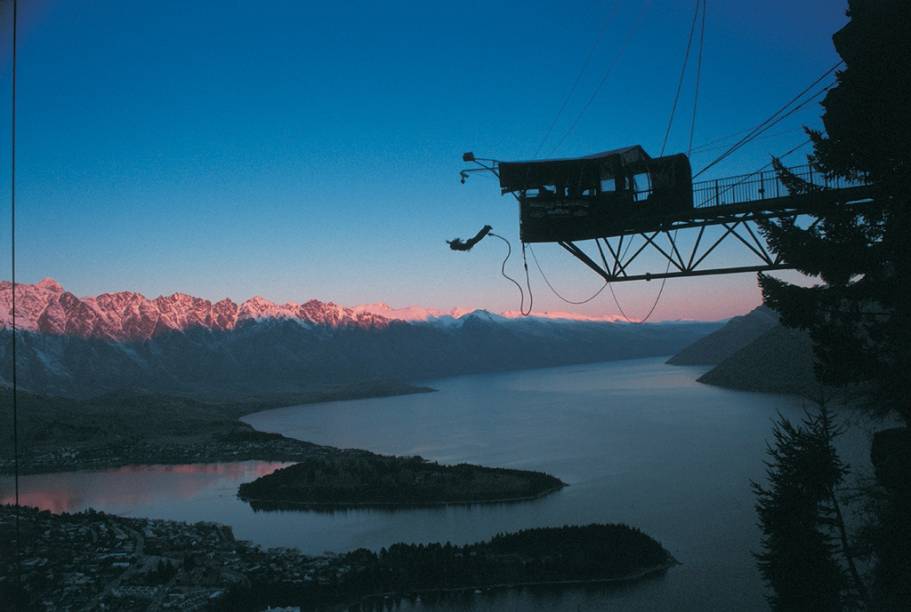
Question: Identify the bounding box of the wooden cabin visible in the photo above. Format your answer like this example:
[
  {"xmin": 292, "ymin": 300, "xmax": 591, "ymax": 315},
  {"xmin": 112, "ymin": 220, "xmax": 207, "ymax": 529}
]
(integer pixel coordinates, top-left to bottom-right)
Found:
[{"xmin": 497, "ymin": 146, "xmax": 693, "ymax": 243}]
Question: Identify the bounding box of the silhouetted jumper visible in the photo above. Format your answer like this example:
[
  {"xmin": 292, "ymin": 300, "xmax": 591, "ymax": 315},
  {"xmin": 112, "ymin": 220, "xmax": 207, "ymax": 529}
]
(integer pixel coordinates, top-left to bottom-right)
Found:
[{"xmin": 447, "ymin": 224, "xmax": 493, "ymax": 251}]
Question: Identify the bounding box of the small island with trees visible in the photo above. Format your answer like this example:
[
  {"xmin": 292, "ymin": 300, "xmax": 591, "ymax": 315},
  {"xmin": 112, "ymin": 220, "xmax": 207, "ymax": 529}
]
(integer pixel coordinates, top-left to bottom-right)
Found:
[
  {"xmin": 238, "ymin": 454, "xmax": 566, "ymax": 509},
  {"xmin": 226, "ymin": 523, "xmax": 677, "ymax": 609}
]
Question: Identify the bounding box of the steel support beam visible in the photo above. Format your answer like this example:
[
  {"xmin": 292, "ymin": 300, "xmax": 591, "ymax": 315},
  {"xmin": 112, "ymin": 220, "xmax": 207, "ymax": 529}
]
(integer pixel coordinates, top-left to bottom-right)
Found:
[
  {"xmin": 595, "ymin": 264, "xmax": 793, "ymax": 283},
  {"xmin": 555, "ymin": 211, "xmax": 816, "ymax": 283}
]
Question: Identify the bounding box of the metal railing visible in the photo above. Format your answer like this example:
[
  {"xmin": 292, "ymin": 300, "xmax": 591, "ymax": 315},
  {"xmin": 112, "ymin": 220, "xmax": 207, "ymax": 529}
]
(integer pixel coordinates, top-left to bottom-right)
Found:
[{"xmin": 690, "ymin": 164, "xmax": 871, "ymax": 209}]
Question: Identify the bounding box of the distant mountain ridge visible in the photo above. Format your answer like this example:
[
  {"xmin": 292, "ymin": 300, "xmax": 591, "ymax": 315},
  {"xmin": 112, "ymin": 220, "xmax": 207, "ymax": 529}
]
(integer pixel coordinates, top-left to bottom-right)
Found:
[
  {"xmin": 666, "ymin": 305, "xmax": 779, "ymax": 366},
  {"xmin": 0, "ymin": 279, "xmax": 634, "ymax": 343},
  {"xmin": 0, "ymin": 278, "xmax": 390, "ymax": 342},
  {"xmin": 0, "ymin": 279, "xmax": 719, "ymax": 399}
]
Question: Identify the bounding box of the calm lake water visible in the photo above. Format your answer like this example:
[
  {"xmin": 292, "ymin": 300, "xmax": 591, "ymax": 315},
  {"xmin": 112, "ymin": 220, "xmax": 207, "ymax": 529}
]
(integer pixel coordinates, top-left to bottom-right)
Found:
[{"xmin": 0, "ymin": 357, "xmax": 877, "ymax": 611}]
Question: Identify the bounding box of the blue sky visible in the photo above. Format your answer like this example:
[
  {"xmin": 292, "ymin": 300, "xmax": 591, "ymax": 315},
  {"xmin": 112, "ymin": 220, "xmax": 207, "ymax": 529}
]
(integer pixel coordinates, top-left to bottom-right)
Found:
[{"xmin": 0, "ymin": 0, "xmax": 848, "ymax": 320}]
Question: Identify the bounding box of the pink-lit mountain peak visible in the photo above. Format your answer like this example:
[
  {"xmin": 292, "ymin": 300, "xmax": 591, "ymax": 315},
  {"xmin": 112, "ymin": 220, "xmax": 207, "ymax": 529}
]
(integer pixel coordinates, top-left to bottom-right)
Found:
[
  {"xmin": 0, "ymin": 279, "xmax": 630, "ymax": 341},
  {"xmin": 0, "ymin": 279, "xmax": 391, "ymax": 341},
  {"xmin": 35, "ymin": 277, "xmax": 65, "ymax": 293}
]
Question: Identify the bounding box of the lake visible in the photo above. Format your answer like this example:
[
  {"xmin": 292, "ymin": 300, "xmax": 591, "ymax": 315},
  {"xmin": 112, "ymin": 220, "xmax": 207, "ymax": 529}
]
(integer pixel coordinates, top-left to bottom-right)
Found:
[{"xmin": 0, "ymin": 357, "xmax": 876, "ymax": 611}]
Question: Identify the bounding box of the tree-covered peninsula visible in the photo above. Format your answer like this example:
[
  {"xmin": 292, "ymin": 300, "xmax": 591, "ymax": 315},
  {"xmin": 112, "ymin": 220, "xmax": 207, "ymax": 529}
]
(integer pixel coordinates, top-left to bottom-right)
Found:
[
  {"xmin": 219, "ymin": 523, "xmax": 676, "ymax": 610},
  {"xmin": 238, "ymin": 454, "xmax": 566, "ymax": 508},
  {"xmin": 2, "ymin": 506, "xmax": 674, "ymax": 610}
]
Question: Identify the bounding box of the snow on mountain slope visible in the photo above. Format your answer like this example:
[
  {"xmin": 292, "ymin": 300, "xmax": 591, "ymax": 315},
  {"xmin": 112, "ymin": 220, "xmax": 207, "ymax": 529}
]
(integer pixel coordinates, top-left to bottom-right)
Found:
[
  {"xmin": 0, "ymin": 279, "xmax": 389, "ymax": 341},
  {"xmin": 350, "ymin": 303, "xmax": 478, "ymax": 322},
  {"xmin": 0, "ymin": 279, "xmax": 637, "ymax": 341},
  {"xmin": 0, "ymin": 279, "xmax": 722, "ymax": 398}
]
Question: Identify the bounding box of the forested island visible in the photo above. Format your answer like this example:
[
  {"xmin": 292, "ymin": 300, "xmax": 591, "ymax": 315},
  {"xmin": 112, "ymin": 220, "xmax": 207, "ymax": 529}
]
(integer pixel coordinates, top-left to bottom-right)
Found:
[
  {"xmin": 1, "ymin": 505, "xmax": 674, "ymax": 610},
  {"xmin": 238, "ymin": 455, "xmax": 565, "ymax": 508}
]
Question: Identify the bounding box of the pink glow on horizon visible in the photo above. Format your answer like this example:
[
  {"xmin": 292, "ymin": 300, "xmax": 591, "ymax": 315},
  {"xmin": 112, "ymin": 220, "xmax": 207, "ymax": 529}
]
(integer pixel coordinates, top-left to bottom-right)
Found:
[
  {"xmin": 0, "ymin": 462, "xmax": 291, "ymax": 514},
  {"xmin": 501, "ymin": 310, "xmax": 630, "ymax": 322},
  {"xmin": 355, "ymin": 303, "xmax": 655, "ymax": 323},
  {"xmin": 350, "ymin": 303, "xmax": 479, "ymax": 322}
]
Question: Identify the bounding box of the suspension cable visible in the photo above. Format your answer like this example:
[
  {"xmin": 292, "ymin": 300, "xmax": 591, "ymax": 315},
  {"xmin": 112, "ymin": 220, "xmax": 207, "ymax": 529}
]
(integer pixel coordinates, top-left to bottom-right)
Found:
[
  {"xmin": 648, "ymin": 0, "xmax": 706, "ymax": 323},
  {"xmin": 686, "ymin": 0, "xmax": 707, "ymax": 156},
  {"xmin": 694, "ymin": 61, "xmax": 841, "ymax": 179},
  {"xmin": 660, "ymin": 0, "xmax": 701, "ymax": 156},
  {"xmin": 548, "ymin": 0, "xmax": 650, "ymax": 155},
  {"xmin": 9, "ymin": 0, "xmax": 22, "ymax": 599},
  {"xmin": 520, "ymin": 241, "xmax": 534, "ymax": 316},
  {"xmin": 693, "ymin": 81, "xmax": 831, "ymax": 180},
  {"xmin": 697, "ymin": 137, "xmax": 812, "ymax": 208},
  {"xmin": 529, "ymin": 245, "xmax": 608, "ymax": 305},
  {"xmin": 529, "ymin": 0, "xmax": 707, "ymax": 323},
  {"xmin": 488, "ymin": 232, "xmax": 533, "ymax": 316},
  {"xmin": 525, "ymin": 3, "xmax": 831, "ymax": 323},
  {"xmin": 611, "ymin": 0, "xmax": 707, "ymax": 324},
  {"xmin": 690, "ymin": 127, "xmax": 803, "ymax": 155},
  {"xmin": 532, "ymin": 1, "xmax": 618, "ymax": 158}
]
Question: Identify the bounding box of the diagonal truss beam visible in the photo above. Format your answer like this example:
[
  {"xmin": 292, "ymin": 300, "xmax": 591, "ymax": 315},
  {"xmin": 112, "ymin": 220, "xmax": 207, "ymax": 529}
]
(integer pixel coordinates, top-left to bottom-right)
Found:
[{"xmin": 558, "ymin": 212, "xmax": 806, "ymax": 283}]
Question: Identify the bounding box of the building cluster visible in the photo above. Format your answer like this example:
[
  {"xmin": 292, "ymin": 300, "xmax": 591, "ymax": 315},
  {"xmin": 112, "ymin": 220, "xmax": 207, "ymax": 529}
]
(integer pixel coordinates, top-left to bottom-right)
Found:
[
  {"xmin": 0, "ymin": 506, "xmax": 350, "ymax": 611},
  {"xmin": 0, "ymin": 434, "xmax": 329, "ymax": 475}
]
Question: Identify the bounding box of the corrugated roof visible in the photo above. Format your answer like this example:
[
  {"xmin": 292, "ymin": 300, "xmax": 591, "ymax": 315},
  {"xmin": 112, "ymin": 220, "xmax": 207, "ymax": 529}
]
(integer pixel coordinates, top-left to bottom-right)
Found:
[
  {"xmin": 498, "ymin": 145, "xmax": 651, "ymax": 191},
  {"xmin": 501, "ymin": 145, "xmax": 650, "ymax": 167}
]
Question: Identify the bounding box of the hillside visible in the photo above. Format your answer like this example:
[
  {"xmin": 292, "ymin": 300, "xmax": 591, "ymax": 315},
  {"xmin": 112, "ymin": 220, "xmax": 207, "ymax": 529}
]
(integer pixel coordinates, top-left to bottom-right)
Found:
[
  {"xmin": 0, "ymin": 386, "xmax": 421, "ymax": 474},
  {"xmin": 697, "ymin": 325, "xmax": 820, "ymax": 396},
  {"xmin": 667, "ymin": 305, "xmax": 779, "ymax": 365}
]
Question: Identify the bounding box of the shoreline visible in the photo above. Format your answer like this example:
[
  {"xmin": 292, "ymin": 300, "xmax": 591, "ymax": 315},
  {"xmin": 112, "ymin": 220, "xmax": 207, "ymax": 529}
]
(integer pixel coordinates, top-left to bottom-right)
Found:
[
  {"xmin": 4, "ymin": 505, "xmax": 678, "ymax": 609},
  {"xmin": 0, "ymin": 383, "xmax": 435, "ymax": 477},
  {"xmin": 239, "ymin": 482, "xmax": 568, "ymax": 510},
  {"xmin": 0, "ymin": 457, "xmax": 303, "ymax": 477},
  {"xmin": 0, "ymin": 441, "xmax": 328, "ymax": 477},
  {"xmin": 2, "ymin": 389, "xmax": 569, "ymax": 512},
  {"xmin": 346, "ymin": 559, "xmax": 680, "ymax": 609}
]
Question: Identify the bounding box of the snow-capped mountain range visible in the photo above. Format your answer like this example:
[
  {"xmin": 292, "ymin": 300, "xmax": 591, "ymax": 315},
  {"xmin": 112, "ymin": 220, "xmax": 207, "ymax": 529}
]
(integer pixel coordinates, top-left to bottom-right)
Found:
[
  {"xmin": 0, "ymin": 278, "xmax": 625, "ymax": 341},
  {"xmin": 0, "ymin": 279, "xmax": 717, "ymax": 398}
]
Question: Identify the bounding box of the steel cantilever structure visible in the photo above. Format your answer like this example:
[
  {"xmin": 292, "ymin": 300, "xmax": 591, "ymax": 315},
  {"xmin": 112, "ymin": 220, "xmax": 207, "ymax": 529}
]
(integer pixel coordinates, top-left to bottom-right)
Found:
[
  {"xmin": 463, "ymin": 148, "xmax": 875, "ymax": 283},
  {"xmin": 557, "ymin": 164, "xmax": 874, "ymax": 283}
]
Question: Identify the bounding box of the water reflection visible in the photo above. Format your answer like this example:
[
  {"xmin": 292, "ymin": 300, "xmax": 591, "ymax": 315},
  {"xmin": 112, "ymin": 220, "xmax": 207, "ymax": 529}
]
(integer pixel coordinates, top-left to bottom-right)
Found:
[
  {"xmin": 244, "ymin": 491, "xmax": 567, "ymax": 514},
  {"xmin": 0, "ymin": 358, "xmax": 874, "ymax": 611},
  {"xmin": 394, "ymin": 573, "xmax": 674, "ymax": 611},
  {"xmin": 0, "ymin": 461, "xmax": 290, "ymax": 514}
]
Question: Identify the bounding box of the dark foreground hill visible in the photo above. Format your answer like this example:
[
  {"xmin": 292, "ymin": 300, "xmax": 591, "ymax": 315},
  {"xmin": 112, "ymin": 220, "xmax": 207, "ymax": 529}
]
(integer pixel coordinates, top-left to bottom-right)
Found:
[
  {"xmin": 0, "ymin": 387, "xmax": 317, "ymax": 474},
  {"xmin": 667, "ymin": 304, "xmax": 821, "ymax": 396},
  {"xmin": 667, "ymin": 305, "xmax": 778, "ymax": 366},
  {"xmin": 697, "ymin": 325, "xmax": 820, "ymax": 396}
]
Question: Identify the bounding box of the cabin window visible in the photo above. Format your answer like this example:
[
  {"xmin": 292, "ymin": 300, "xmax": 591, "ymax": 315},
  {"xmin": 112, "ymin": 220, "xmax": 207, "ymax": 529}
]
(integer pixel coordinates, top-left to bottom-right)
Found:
[
  {"xmin": 632, "ymin": 172, "xmax": 652, "ymax": 203},
  {"xmin": 533, "ymin": 184, "xmax": 557, "ymax": 198},
  {"xmin": 600, "ymin": 177, "xmax": 617, "ymax": 193}
]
